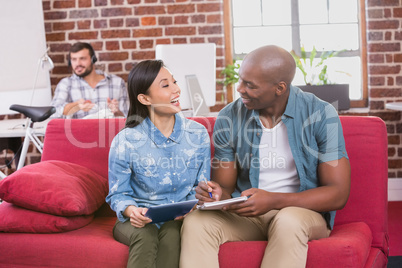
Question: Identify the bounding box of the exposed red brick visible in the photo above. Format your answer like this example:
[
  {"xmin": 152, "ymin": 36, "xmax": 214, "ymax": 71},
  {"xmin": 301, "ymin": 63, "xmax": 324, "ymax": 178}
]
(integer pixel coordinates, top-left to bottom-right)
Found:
[
  {"xmin": 145, "ymin": 0, "xmax": 158, "ymax": 3},
  {"xmin": 389, "ymin": 159, "xmax": 402, "ymax": 169},
  {"xmin": 54, "ymin": 0, "xmax": 75, "ymax": 9},
  {"xmin": 207, "ymin": 14, "xmax": 222, "ymax": 24},
  {"xmin": 369, "ymin": 112, "xmax": 401, "ymax": 121},
  {"xmin": 397, "ymin": 123, "xmax": 402, "ymax": 134},
  {"xmin": 106, "ymin": 41, "xmax": 120, "ymax": 50},
  {"xmin": 95, "ymin": 0, "xmax": 107, "ymax": 6},
  {"xmin": 70, "ymin": 10, "xmax": 99, "ymax": 19},
  {"xmin": 111, "ymin": 0, "xmax": 125, "ymax": 5},
  {"xmin": 385, "ymin": 31, "xmax": 392, "ymax": 40},
  {"xmin": 53, "ymin": 22, "xmax": 75, "ymax": 31},
  {"xmin": 386, "ymin": 54, "xmax": 393, "ymax": 63},
  {"xmin": 368, "ymin": 31, "xmax": 383, "ymax": 41},
  {"xmin": 158, "ymin": 17, "xmax": 173, "ymax": 25},
  {"xmin": 166, "ymin": 26, "xmax": 196, "ymax": 36},
  {"xmin": 368, "ymin": 9, "xmax": 383, "ymax": 18},
  {"xmin": 141, "ymin": 17, "xmax": 157, "ymax": 26},
  {"xmin": 395, "ymin": 77, "xmax": 402, "ymax": 85},
  {"xmin": 132, "ymin": 51, "xmax": 156, "ymax": 60},
  {"xmin": 94, "ymin": 19, "xmax": 108, "ymax": 28},
  {"xmin": 156, "ymin": 38, "xmax": 171, "ymax": 45},
  {"xmin": 384, "ymin": 8, "xmax": 392, "ymax": 18},
  {"xmin": 108, "ymin": 63, "xmax": 123, "ymax": 72},
  {"xmin": 102, "ymin": 8, "xmax": 132, "ymax": 17},
  {"xmin": 140, "ymin": 40, "xmax": 154, "ymax": 49},
  {"xmin": 368, "ymin": 20, "xmax": 399, "ymax": 30},
  {"xmin": 77, "ymin": 20, "xmax": 91, "ymax": 29},
  {"xmin": 133, "ymin": 28, "xmax": 163, "ymax": 37},
  {"xmin": 79, "ymin": 0, "xmax": 92, "ymax": 8},
  {"xmin": 135, "ymin": 6, "xmax": 166, "ymax": 15},
  {"xmin": 101, "ymin": 29, "xmax": 130, "ymax": 38},
  {"xmin": 110, "ymin": 19, "xmax": 124, "ymax": 27},
  {"xmin": 393, "ymin": 7, "xmax": 402, "ymax": 17},
  {"xmin": 367, "ymin": 0, "xmax": 399, "ymax": 7},
  {"xmin": 190, "ymin": 37, "xmax": 205, "ymax": 43},
  {"xmin": 126, "ymin": 18, "xmax": 140, "ymax": 27},
  {"xmin": 395, "ymin": 31, "xmax": 402, "ymax": 40},
  {"xmin": 394, "ymin": 54, "xmax": 402, "ymax": 62},
  {"xmin": 122, "ymin": 41, "xmax": 137, "ymax": 49},
  {"xmin": 191, "ymin": 14, "xmax": 206, "ymax": 23},
  {"xmin": 173, "ymin": 38, "xmax": 187, "ymax": 44},
  {"xmin": 370, "ymin": 100, "xmax": 385, "ymax": 110},
  {"xmin": 370, "ymin": 88, "xmax": 402, "ymax": 98},
  {"xmin": 199, "ymin": 25, "xmax": 222, "ymax": 35},
  {"xmin": 46, "ymin": 32, "xmax": 66, "ymax": 42},
  {"xmin": 68, "ymin": 31, "xmax": 98, "ymax": 40},
  {"xmin": 388, "ymin": 77, "xmax": 394, "ymax": 86},
  {"xmin": 99, "ymin": 52, "xmax": 129, "ymax": 61},
  {"xmin": 369, "ymin": 76, "xmax": 385, "ymax": 86},
  {"xmin": 127, "ymin": 0, "xmax": 141, "ymax": 4},
  {"xmin": 208, "ymin": 37, "xmax": 224, "ymax": 45},
  {"xmin": 167, "ymin": 4, "xmax": 196, "ymax": 14},
  {"xmin": 174, "ymin": 15, "xmax": 189, "ymax": 24},
  {"xmin": 387, "ymin": 124, "xmax": 396, "ymax": 133},
  {"xmin": 197, "ymin": 3, "xmax": 222, "ymax": 12},
  {"xmin": 44, "ymin": 11, "xmax": 68, "ymax": 20},
  {"xmin": 368, "ymin": 43, "xmax": 400, "ymax": 52}
]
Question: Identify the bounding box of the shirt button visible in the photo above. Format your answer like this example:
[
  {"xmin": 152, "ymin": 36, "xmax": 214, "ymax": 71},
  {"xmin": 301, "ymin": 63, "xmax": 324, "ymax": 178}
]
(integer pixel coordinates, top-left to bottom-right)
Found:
[{"xmin": 173, "ymin": 188, "xmax": 176, "ymax": 191}]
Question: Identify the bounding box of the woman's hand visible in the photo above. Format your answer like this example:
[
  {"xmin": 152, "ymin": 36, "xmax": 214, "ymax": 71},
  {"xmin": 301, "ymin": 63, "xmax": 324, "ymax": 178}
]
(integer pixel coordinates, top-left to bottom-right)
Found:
[{"xmin": 124, "ymin": 205, "xmax": 152, "ymax": 228}]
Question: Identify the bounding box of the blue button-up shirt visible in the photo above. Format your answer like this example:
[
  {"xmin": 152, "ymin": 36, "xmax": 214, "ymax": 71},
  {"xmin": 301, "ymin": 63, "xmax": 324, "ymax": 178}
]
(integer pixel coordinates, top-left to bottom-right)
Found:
[
  {"xmin": 213, "ymin": 85, "xmax": 348, "ymax": 228},
  {"xmin": 106, "ymin": 114, "xmax": 211, "ymax": 222}
]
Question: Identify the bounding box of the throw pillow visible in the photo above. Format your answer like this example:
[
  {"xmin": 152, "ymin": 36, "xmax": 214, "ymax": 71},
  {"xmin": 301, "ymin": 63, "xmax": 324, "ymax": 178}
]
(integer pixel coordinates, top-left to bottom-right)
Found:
[
  {"xmin": 0, "ymin": 202, "xmax": 94, "ymax": 233},
  {"xmin": 0, "ymin": 160, "xmax": 108, "ymax": 216}
]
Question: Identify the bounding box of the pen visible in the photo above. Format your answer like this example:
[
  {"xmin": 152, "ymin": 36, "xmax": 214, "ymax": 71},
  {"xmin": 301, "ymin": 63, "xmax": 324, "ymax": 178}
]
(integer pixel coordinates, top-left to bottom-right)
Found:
[{"xmin": 203, "ymin": 178, "xmax": 213, "ymax": 198}]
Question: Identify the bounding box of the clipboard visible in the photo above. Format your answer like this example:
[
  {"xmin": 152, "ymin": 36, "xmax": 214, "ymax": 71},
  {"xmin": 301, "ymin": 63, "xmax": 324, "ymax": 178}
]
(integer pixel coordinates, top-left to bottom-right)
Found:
[
  {"xmin": 197, "ymin": 196, "xmax": 248, "ymax": 210},
  {"xmin": 145, "ymin": 200, "xmax": 198, "ymax": 223}
]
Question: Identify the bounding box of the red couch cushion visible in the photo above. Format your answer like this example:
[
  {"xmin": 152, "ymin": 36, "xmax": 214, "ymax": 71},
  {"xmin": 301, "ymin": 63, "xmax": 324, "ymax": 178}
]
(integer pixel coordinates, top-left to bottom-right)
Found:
[
  {"xmin": 0, "ymin": 202, "xmax": 94, "ymax": 233},
  {"xmin": 0, "ymin": 160, "xmax": 108, "ymax": 216}
]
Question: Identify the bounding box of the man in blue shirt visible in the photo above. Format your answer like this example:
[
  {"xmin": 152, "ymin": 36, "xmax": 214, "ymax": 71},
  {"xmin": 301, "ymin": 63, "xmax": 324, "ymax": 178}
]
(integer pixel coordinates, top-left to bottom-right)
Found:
[{"xmin": 180, "ymin": 45, "xmax": 351, "ymax": 267}]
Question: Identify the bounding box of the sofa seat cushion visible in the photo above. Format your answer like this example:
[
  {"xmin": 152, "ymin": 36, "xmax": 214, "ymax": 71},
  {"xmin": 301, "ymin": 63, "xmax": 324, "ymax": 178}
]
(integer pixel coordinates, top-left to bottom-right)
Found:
[
  {"xmin": 0, "ymin": 217, "xmax": 128, "ymax": 268},
  {"xmin": 0, "ymin": 160, "xmax": 108, "ymax": 216},
  {"xmin": 218, "ymin": 222, "xmax": 373, "ymax": 268},
  {"xmin": 0, "ymin": 202, "xmax": 94, "ymax": 233}
]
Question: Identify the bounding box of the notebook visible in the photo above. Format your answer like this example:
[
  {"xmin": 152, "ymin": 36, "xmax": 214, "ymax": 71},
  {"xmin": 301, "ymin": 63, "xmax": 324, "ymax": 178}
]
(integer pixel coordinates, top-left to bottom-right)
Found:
[{"xmin": 197, "ymin": 196, "xmax": 248, "ymax": 210}]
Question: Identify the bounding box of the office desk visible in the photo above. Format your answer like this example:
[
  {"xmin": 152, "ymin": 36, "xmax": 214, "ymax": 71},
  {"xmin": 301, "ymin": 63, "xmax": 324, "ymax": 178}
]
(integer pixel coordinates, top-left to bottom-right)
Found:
[
  {"xmin": 385, "ymin": 102, "xmax": 402, "ymax": 111},
  {"xmin": 0, "ymin": 118, "xmax": 50, "ymax": 167}
]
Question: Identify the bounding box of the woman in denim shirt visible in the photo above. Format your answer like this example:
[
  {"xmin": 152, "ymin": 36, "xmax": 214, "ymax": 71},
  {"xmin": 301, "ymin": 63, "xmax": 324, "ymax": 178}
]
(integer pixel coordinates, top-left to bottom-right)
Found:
[{"xmin": 106, "ymin": 60, "xmax": 211, "ymax": 268}]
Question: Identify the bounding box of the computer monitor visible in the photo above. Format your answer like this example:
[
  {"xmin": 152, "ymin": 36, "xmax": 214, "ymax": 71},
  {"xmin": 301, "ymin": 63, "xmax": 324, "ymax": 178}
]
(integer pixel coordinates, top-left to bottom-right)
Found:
[{"xmin": 155, "ymin": 43, "xmax": 216, "ymax": 113}]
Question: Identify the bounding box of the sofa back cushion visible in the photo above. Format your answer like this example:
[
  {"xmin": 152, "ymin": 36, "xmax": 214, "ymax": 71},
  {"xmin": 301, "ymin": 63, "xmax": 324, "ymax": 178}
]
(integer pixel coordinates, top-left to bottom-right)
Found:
[{"xmin": 335, "ymin": 116, "xmax": 388, "ymax": 254}]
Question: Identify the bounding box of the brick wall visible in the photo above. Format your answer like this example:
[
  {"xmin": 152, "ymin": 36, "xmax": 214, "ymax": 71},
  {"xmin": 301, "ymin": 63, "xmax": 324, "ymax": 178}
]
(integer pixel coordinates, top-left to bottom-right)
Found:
[
  {"xmin": 366, "ymin": 0, "xmax": 402, "ymax": 178},
  {"xmin": 1, "ymin": 0, "xmax": 402, "ymax": 178}
]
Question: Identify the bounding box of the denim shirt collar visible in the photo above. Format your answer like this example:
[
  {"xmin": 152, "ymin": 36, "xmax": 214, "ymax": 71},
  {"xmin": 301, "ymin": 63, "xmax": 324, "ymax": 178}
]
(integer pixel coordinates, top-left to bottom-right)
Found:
[
  {"xmin": 282, "ymin": 85, "xmax": 297, "ymax": 120},
  {"xmin": 142, "ymin": 113, "xmax": 183, "ymax": 146}
]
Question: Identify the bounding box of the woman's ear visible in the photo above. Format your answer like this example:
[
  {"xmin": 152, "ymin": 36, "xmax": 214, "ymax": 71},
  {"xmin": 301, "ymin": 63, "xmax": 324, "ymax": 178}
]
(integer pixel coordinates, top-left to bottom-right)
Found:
[{"xmin": 137, "ymin": 94, "xmax": 151, "ymax": 105}]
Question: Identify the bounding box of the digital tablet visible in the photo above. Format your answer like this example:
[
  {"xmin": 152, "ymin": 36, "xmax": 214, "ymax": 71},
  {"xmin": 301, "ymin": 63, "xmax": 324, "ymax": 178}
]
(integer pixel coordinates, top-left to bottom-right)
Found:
[
  {"xmin": 144, "ymin": 200, "xmax": 198, "ymax": 223},
  {"xmin": 197, "ymin": 196, "xmax": 248, "ymax": 210}
]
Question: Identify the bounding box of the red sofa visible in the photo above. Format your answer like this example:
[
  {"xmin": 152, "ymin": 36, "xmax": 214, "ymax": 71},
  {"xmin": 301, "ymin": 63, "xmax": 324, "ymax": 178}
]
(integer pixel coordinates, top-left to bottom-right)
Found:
[{"xmin": 0, "ymin": 116, "xmax": 388, "ymax": 267}]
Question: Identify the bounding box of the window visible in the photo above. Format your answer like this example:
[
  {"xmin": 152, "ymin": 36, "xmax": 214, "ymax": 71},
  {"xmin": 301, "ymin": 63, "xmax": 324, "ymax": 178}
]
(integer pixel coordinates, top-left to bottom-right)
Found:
[{"xmin": 225, "ymin": 0, "xmax": 367, "ymax": 108}]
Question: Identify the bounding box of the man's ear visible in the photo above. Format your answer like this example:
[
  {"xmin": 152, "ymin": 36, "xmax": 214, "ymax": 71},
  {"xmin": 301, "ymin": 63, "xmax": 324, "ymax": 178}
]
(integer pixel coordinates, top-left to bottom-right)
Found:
[
  {"xmin": 276, "ymin": 81, "xmax": 288, "ymax": 96},
  {"xmin": 137, "ymin": 94, "xmax": 151, "ymax": 105}
]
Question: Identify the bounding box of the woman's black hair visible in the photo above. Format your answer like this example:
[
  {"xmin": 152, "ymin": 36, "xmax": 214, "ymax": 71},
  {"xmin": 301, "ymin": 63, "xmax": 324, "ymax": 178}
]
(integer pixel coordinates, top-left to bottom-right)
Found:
[{"xmin": 125, "ymin": 60, "xmax": 165, "ymax": 128}]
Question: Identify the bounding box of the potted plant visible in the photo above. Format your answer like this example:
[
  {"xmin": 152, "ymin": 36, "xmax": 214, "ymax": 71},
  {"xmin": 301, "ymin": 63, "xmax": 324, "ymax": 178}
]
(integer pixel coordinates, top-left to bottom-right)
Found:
[{"xmin": 290, "ymin": 46, "xmax": 350, "ymax": 110}]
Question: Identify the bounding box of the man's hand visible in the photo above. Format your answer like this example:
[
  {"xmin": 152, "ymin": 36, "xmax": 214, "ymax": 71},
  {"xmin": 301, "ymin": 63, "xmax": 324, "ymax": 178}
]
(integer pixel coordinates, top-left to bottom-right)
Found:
[
  {"xmin": 107, "ymin": 97, "xmax": 124, "ymax": 116},
  {"xmin": 195, "ymin": 180, "xmax": 222, "ymax": 204},
  {"xmin": 78, "ymin": 99, "xmax": 95, "ymax": 112},
  {"xmin": 225, "ymin": 188, "xmax": 273, "ymax": 217}
]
